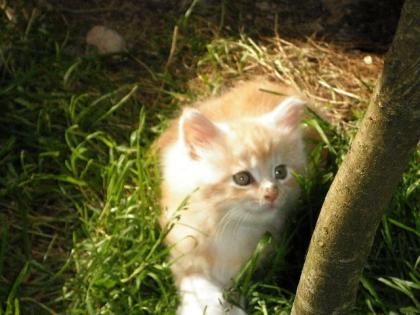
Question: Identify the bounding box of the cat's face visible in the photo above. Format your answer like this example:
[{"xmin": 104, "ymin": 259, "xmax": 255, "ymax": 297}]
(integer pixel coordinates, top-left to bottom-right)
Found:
[
  {"xmin": 219, "ymin": 121, "xmax": 304, "ymax": 216},
  {"xmin": 164, "ymin": 98, "xmax": 306, "ymax": 222}
]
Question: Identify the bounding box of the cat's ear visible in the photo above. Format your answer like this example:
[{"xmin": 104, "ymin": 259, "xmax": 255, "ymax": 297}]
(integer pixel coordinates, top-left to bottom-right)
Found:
[
  {"xmin": 179, "ymin": 108, "xmax": 222, "ymax": 160},
  {"xmin": 265, "ymin": 97, "xmax": 305, "ymax": 129}
]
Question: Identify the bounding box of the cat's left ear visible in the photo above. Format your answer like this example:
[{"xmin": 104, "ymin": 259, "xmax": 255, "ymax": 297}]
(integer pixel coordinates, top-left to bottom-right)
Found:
[
  {"xmin": 179, "ymin": 108, "xmax": 222, "ymax": 160},
  {"xmin": 264, "ymin": 97, "xmax": 306, "ymax": 129}
]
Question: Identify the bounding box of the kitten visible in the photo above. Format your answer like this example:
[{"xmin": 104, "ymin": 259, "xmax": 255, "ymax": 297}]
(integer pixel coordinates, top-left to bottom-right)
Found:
[{"xmin": 157, "ymin": 80, "xmax": 307, "ymax": 315}]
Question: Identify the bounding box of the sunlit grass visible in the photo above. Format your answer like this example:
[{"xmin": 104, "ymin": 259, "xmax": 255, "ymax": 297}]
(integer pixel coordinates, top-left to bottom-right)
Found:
[{"xmin": 0, "ymin": 2, "xmax": 418, "ymax": 314}]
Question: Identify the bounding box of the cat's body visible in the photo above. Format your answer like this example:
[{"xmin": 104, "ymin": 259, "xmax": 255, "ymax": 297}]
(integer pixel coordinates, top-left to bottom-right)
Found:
[{"xmin": 157, "ymin": 80, "xmax": 307, "ymax": 314}]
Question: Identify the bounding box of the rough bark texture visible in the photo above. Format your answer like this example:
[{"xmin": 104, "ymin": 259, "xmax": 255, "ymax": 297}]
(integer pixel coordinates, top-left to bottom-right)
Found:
[{"xmin": 291, "ymin": 0, "xmax": 420, "ymax": 314}]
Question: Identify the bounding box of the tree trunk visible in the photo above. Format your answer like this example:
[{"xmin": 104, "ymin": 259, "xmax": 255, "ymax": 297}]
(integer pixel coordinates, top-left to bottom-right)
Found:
[{"xmin": 291, "ymin": 0, "xmax": 420, "ymax": 314}]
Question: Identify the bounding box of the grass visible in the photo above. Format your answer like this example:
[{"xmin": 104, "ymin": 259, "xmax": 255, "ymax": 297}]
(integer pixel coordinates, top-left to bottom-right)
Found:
[{"xmin": 0, "ymin": 1, "xmax": 419, "ymax": 314}]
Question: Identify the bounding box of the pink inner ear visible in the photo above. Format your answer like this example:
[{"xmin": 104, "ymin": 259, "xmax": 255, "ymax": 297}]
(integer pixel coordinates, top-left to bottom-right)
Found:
[
  {"xmin": 272, "ymin": 97, "xmax": 305, "ymax": 127},
  {"xmin": 181, "ymin": 109, "xmax": 220, "ymax": 159}
]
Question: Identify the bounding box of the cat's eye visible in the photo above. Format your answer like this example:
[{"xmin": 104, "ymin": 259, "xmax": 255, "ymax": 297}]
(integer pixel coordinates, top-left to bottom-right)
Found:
[
  {"xmin": 274, "ymin": 164, "xmax": 288, "ymax": 180},
  {"xmin": 233, "ymin": 171, "xmax": 253, "ymax": 186}
]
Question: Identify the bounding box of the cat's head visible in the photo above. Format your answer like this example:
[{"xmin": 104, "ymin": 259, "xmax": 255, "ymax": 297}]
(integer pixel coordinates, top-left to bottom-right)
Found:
[{"xmin": 163, "ymin": 97, "xmax": 306, "ymax": 222}]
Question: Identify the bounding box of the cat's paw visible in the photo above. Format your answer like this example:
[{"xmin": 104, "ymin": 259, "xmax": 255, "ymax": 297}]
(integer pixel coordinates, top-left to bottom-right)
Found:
[
  {"xmin": 177, "ymin": 275, "xmax": 248, "ymax": 315},
  {"xmin": 178, "ymin": 275, "xmax": 226, "ymax": 315},
  {"xmin": 177, "ymin": 302, "xmax": 246, "ymax": 315}
]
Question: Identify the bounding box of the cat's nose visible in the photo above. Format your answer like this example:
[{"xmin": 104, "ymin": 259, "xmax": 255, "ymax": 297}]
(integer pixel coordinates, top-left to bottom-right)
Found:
[{"xmin": 263, "ymin": 186, "xmax": 279, "ymax": 203}]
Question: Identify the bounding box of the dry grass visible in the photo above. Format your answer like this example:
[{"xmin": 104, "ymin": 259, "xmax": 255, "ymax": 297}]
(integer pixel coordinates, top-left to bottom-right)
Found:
[
  {"xmin": 42, "ymin": 0, "xmax": 383, "ymax": 128},
  {"xmin": 186, "ymin": 35, "xmax": 383, "ymax": 128},
  {"xmin": 3, "ymin": 2, "xmax": 418, "ymax": 315}
]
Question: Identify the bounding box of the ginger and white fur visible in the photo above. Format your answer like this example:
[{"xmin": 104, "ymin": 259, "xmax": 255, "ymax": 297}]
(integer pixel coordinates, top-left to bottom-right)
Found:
[{"xmin": 157, "ymin": 80, "xmax": 307, "ymax": 314}]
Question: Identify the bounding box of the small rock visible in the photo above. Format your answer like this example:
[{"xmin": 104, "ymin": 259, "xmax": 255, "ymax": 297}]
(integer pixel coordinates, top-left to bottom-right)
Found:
[
  {"xmin": 86, "ymin": 25, "xmax": 127, "ymax": 54},
  {"xmin": 363, "ymin": 55, "xmax": 373, "ymax": 65}
]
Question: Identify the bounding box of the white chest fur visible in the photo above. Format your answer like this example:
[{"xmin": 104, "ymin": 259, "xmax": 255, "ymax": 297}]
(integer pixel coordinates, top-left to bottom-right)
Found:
[{"xmin": 211, "ymin": 221, "xmax": 271, "ymax": 286}]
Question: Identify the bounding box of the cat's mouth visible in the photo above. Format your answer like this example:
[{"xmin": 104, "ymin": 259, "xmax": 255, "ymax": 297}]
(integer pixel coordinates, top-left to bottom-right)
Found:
[
  {"xmin": 239, "ymin": 200, "xmax": 282, "ymax": 215},
  {"xmin": 260, "ymin": 201, "xmax": 280, "ymax": 212}
]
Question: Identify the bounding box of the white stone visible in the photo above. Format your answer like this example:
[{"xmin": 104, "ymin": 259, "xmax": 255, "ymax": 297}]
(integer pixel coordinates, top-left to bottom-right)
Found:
[{"xmin": 86, "ymin": 25, "xmax": 127, "ymax": 54}]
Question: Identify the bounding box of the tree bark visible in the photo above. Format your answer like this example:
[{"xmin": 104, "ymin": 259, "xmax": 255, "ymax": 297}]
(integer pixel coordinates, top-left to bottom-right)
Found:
[{"xmin": 291, "ymin": 0, "xmax": 420, "ymax": 314}]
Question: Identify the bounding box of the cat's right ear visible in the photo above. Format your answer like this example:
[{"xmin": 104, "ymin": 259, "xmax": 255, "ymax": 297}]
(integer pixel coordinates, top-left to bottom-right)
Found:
[
  {"xmin": 264, "ymin": 96, "xmax": 306, "ymax": 130},
  {"xmin": 179, "ymin": 109, "xmax": 221, "ymax": 160}
]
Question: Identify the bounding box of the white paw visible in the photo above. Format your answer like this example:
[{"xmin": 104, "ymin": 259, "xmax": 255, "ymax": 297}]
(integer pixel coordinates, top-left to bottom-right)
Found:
[
  {"xmin": 177, "ymin": 302, "xmax": 246, "ymax": 315},
  {"xmin": 177, "ymin": 275, "xmax": 247, "ymax": 315}
]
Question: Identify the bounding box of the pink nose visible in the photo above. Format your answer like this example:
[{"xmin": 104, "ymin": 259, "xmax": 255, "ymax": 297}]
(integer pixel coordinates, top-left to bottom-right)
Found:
[{"xmin": 264, "ymin": 186, "xmax": 279, "ymax": 203}]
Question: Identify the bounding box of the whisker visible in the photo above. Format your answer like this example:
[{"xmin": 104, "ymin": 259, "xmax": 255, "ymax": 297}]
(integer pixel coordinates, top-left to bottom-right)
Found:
[
  {"xmin": 216, "ymin": 206, "xmax": 242, "ymax": 240},
  {"xmin": 216, "ymin": 207, "xmax": 236, "ymax": 240}
]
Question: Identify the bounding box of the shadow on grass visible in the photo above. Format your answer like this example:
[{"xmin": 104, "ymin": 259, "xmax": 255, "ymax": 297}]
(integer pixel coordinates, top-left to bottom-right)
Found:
[{"xmin": 1, "ymin": 1, "xmax": 417, "ymax": 314}]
